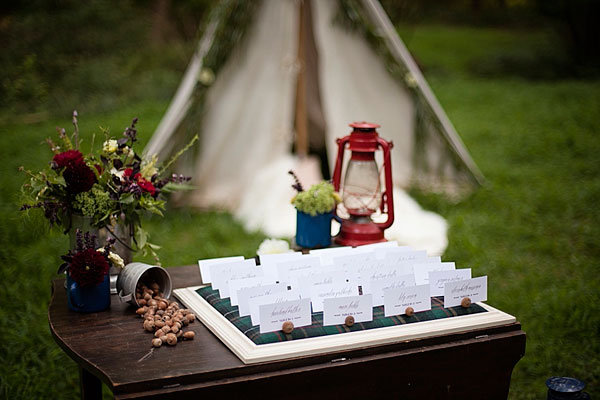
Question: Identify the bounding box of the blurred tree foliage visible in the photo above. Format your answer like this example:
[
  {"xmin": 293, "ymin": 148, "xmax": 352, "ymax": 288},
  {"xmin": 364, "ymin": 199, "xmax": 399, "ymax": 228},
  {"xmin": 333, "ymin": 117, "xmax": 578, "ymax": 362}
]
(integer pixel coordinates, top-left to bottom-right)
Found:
[
  {"xmin": 0, "ymin": 0, "xmax": 597, "ymax": 118},
  {"xmin": 381, "ymin": 0, "xmax": 600, "ymax": 78},
  {"xmin": 0, "ymin": 0, "xmax": 211, "ymax": 118}
]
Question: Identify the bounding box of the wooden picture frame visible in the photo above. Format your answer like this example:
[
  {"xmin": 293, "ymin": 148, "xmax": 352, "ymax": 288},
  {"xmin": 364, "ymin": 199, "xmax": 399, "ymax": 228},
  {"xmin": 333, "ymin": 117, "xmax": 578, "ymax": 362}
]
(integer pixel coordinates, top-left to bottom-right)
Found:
[{"xmin": 174, "ymin": 286, "xmax": 516, "ymax": 365}]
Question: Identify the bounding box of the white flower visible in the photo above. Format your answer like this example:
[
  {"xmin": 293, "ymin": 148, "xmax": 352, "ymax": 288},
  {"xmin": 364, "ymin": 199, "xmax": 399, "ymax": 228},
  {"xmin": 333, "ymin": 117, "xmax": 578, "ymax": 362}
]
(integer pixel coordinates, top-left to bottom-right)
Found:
[
  {"xmin": 103, "ymin": 139, "xmax": 118, "ymax": 154},
  {"xmin": 198, "ymin": 68, "xmax": 215, "ymax": 86},
  {"xmin": 404, "ymin": 72, "xmax": 418, "ymax": 88},
  {"xmin": 257, "ymin": 238, "xmax": 291, "ymax": 255},
  {"xmin": 110, "ymin": 168, "xmax": 125, "ymax": 181},
  {"xmin": 108, "ymin": 252, "xmax": 125, "ymax": 269}
]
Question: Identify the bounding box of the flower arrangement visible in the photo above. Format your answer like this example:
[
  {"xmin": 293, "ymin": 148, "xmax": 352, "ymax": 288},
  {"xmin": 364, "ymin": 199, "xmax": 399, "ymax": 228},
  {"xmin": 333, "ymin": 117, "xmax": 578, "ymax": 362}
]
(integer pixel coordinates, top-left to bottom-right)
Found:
[
  {"xmin": 289, "ymin": 171, "xmax": 341, "ymax": 216},
  {"xmin": 20, "ymin": 111, "xmax": 197, "ymax": 261},
  {"xmin": 58, "ymin": 230, "xmax": 122, "ymax": 288}
]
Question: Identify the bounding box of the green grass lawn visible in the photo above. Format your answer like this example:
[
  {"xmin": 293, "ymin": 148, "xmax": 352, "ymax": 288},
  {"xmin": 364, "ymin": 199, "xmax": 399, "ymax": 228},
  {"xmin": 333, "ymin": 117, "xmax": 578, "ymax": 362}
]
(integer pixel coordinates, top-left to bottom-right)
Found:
[{"xmin": 1, "ymin": 24, "xmax": 598, "ymax": 399}]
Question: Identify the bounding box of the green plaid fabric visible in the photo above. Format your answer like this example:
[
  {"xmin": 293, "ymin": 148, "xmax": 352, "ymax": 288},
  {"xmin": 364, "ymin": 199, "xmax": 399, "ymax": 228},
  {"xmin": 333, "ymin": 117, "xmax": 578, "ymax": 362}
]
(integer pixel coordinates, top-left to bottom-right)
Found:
[{"xmin": 196, "ymin": 286, "xmax": 487, "ymax": 345}]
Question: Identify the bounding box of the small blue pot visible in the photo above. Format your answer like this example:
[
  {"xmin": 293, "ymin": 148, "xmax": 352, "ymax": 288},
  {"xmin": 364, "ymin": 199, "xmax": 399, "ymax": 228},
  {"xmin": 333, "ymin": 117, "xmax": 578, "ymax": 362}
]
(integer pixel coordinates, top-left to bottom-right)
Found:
[
  {"xmin": 296, "ymin": 211, "xmax": 332, "ymax": 249},
  {"xmin": 67, "ymin": 273, "xmax": 111, "ymax": 313}
]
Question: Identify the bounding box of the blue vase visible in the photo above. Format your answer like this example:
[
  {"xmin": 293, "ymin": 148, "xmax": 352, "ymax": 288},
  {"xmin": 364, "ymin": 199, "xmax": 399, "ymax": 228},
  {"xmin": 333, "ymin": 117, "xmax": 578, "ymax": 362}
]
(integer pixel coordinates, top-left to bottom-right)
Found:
[
  {"xmin": 296, "ymin": 211, "xmax": 332, "ymax": 248},
  {"xmin": 67, "ymin": 273, "xmax": 111, "ymax": 313}
]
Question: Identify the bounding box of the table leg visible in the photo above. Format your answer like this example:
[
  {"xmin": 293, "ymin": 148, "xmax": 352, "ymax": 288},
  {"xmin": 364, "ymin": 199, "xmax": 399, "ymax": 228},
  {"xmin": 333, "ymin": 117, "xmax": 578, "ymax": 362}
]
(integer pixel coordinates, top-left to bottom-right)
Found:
[{"xmin": 79, "ymin": 366, "xmax": 102, "ymax": 400}]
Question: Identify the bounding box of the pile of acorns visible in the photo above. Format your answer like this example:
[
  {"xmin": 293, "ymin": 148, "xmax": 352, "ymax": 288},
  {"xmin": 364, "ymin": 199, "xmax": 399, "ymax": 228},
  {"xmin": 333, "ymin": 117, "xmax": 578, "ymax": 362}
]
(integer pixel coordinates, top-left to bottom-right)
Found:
[{"xmin": 135, "ymin": 282, "xmax": 196, "ymax": 348}]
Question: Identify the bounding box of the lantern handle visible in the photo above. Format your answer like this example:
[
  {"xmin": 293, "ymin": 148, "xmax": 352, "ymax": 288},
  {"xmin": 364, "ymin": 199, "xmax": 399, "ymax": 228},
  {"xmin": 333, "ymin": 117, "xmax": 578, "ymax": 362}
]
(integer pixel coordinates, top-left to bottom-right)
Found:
[
  {"xmin": 331, "ymin": 136, "xmax": 350, "ymax": 223},
  {"xmin": 375, "ymin": 137, "xmax": 395, "ymax": 230}
]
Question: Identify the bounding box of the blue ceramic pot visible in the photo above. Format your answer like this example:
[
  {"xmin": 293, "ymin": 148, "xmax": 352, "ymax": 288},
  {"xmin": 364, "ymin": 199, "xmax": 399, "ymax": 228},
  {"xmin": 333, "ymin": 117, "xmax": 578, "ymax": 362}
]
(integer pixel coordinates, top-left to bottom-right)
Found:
[
  {"xmin": 67, "ymin": 273, "xmax": 111, "ymax": 313},
  {"xmin": 296, "ymin": 211, "xmax": 332, "ymax": 249}
]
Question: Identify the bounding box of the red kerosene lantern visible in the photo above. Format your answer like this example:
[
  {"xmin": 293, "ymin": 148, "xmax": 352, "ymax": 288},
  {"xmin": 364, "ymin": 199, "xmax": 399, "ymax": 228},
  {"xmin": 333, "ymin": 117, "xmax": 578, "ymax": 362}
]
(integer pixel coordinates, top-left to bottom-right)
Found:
[{"xmin": 332, "ymin": 122, "xmax": 394, "ymax": 246}]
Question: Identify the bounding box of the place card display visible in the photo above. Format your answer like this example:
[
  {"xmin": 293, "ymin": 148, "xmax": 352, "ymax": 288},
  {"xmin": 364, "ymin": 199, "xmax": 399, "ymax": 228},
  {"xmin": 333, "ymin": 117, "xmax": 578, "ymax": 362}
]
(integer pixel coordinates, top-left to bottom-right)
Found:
[
  {"xmin": 384, "ymin": 284, "xmax": 431, "ymax": 316},
  {"xmin": 428, "ymin": 268, "xmax": 471, "ymax": 297},
  {"xmin": 259, "ymin": 298, "xmax": 312, "ymax": 333},
  {"xmin": 323, "ymin": 294, "xmax": 373, "ymax": 326},
  {"xmin": 200, "ymin": 243, "xmax": 491, "ymax": 332},
  {"xmin": 444, "ymin": 276, "xmax": 488, "ymax": 308}
]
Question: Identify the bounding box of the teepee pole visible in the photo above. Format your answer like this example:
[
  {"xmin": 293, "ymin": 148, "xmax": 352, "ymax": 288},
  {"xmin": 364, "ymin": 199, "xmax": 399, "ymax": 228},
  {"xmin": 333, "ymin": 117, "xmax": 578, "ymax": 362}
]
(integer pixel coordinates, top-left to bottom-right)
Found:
[
  {"xmin": 295, "ymin": 0, "xmax": 309, "ymax": 157},
  {"xmin": 144, "ymin": 18, "xmax": 219, "ymax": 160},
  {"xmin": 360, "ymin": 0, "xmax": 485, "ymax": 186}
]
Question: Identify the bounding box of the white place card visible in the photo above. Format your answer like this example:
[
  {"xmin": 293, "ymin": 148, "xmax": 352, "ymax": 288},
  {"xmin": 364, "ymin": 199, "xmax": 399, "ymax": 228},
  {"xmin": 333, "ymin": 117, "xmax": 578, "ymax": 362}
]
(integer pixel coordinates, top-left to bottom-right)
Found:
[
  {"xmin": 444, "ymin": 276, "xmax": 488, "ymax": 308},
  {"xmin": 414, "ymin": 262, "xmax": 456, "ymax": 285},
  {"xmin": 276, "ymin": 256, "xmax": 321, "ymax": 283},
  {"xmin": 237, "ymin": 283, "xmax": 288, "ymax": 317},
  {"xmin": 370, "ymin": 273, "xmax": 416, "ymax": 306},
  {"xmin": 356, "ymin": 241, "xmax": 398, "ymax": 249},
  {"xmin": 323, "ymin": 294, "xmax": 373, "ymax": 326},
  {"xmin": 249, "ymin": 289, "xmax": 301, "ymax": 325},
  {"xmin": 384, "ymin": 284, "xmax": 431, "ymax": 317},
  {"xmin": 198, "ymin": 256, "xmax": 244, "ymax": 283},
  {"xmin": 210, "ymin": 259, "xmax": 260, "ymax": 298},
  {"xmin": 228, "ymin": 276, "xmax": 275, "ymax": 306},
  {"xmin": 384, "ymin": 249, "xmax": 428, "ymax": 265},
  {"xmin": 258, "ymin": 252, "xmax": 303, "ymax": 279},
  {"xmin": 309, "ymin": 246, "xmax": 352, "ymax": 265},
  {"xmin": 310, "ymin": 283, "xmax": 359, "ymax": 312},
  {"xmin": 259, "ymin": 298, "xmax": 312, "ymax": 334},
  {"xmin": 429, "ymin": 268, "xmax": 471, "ymax": 297},
  {"xmin": 296, "ymin": 270, "xmax": 347, "ymax": 299},
  {"xmin": 332, "ymin": 251, "xmax": 376, "ymax": 271}
]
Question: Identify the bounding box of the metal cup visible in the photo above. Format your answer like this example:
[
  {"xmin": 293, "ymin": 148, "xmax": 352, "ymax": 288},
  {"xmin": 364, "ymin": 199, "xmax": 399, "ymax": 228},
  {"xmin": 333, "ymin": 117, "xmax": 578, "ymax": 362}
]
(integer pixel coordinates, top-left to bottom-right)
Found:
[{"xmin": 116, "ymin": 262, "xmax": 172, "ymax": 307}]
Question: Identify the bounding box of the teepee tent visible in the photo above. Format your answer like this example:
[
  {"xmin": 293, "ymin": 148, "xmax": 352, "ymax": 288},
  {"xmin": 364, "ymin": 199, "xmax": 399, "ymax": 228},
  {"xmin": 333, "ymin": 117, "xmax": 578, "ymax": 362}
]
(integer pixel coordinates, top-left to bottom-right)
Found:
[{"xmin": 144, "ymin": 0, "xmax": 483, "ymax": 255}]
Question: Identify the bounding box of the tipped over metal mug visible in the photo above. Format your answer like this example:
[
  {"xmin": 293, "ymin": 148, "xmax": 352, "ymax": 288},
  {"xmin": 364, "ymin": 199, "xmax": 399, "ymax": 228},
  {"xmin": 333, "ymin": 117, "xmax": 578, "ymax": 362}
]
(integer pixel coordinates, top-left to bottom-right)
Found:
[{"xmin": 116, "ymin": 262, "xmax": 172, "ymax": 307}]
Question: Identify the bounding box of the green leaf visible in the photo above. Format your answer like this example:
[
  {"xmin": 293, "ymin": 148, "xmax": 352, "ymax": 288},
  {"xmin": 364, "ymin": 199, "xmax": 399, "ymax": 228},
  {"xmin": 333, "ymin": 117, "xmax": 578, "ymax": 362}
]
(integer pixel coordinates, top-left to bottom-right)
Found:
[
  {"xmin": 120, "ymin": 194, "xmax": 135, "ymax": 204},
  {"xmin": 135, "ymin": 227, "xmax": 148, "ymax": 250}
]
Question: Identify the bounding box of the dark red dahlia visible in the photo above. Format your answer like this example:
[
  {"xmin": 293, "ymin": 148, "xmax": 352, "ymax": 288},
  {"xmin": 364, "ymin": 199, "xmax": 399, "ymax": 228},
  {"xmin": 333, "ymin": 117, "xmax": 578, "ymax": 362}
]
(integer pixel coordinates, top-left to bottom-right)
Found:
[
  {"xmin": 53, "ymin": 150, "xmax": 84, "ymax": 169},
  {"xmin": 123, "ymin": 168, "xmax": 134, "ymax": 178},
  {"xmin": 68, "ymin": 248, "xmax": 110, "ymax": 287},
  {"xmin": 136, "ymin": 178, "xmax": 156, "ymax": 196},
  {"xmin": 63, "ymin": 159, "xmax": 97, "ymax": 194}
]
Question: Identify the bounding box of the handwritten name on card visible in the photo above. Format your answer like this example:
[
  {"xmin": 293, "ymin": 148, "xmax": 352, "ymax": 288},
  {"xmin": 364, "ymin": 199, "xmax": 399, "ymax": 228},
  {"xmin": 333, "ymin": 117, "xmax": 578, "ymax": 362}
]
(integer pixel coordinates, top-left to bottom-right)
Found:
[
  {"xmin": 259, "ymin": 298, "xmax": 312, "ymax": 333},
  {"xmin": 370, "ymin": 273, "xmax": 416, "ymax": 306},
  {"xmin": 258, "ymin": 252, "xmax": 303, "ymax": 279},
  {"xmin": 228, "ymin": 276, "xmax": 275, "ymax": 306},
  {"xmin": 429, "ymin": 268, "xmax": 471, "ymax": 297},
  {"xmin": 323, "ymin": 294, "xmax": 373, "ymax": 326},
  {"xmin": 310, "ymin": 283, "xmax": 359, "ymax": 312},
  {"xmin": 383, "ymin": 249, "xmax": 428, "ymax": 265},
  {"xmin": 237, "ymin": 283, "xmax": 287, "ymax": 317},
  {"xmin": 413, "ymin": 262, "xmax": 456, "ymax": 285},
  {"xmin": 276, "ymin": 256, "xmax": 320, "ymax": 283},
  {"xmin": 249, "ymin": 290, "xmax": 301, "ymax": 325},
  {"xmin": 296, "ymin": 270, "xmax": 347, "ymax": 299},
  {"xmin": 198, "ymin": 256, "xmax": 244, "ymax": 283},
  {"xmin": 444, "ymin": 276, "xmax": 488, "ymax": 308},
  {"xmin": 384, "ymin": 284, "xmax": 431, "ymax": 317}
]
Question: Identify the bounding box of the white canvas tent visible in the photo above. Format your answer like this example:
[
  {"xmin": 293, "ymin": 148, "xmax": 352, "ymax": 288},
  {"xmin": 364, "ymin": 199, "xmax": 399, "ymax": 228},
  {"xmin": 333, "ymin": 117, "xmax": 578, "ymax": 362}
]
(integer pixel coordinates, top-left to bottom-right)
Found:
[{"xmin": 144, "ymin": 0, "xmax": 483, "ymax": 255}]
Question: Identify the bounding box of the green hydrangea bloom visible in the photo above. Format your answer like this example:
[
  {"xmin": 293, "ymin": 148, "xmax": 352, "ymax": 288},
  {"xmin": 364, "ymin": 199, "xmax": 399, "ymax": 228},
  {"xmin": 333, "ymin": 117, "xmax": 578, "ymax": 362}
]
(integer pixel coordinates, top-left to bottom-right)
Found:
[
  {"xmin": 73, "ymin": 184, "xmax": 112, "ymax": 221},
  {"xmin": 292, "ymin": 181, "xmax": 339, "ymax": 216}
]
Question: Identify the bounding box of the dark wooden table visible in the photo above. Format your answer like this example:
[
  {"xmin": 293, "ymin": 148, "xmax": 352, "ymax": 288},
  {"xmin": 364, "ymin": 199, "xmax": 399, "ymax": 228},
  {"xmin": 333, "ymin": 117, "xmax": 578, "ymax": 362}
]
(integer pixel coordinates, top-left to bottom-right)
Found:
[{"xmin": 49, "ymin": 265, "xmax": 526, "ymax": 399}]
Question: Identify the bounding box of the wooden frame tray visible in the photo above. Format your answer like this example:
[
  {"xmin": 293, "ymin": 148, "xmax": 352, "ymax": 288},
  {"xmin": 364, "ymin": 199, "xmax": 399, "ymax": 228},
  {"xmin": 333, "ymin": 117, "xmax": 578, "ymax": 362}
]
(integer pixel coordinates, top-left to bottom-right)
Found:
[{"xmin": 174, "ymin": 285, "xmax": 516, "ymax": 364}]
